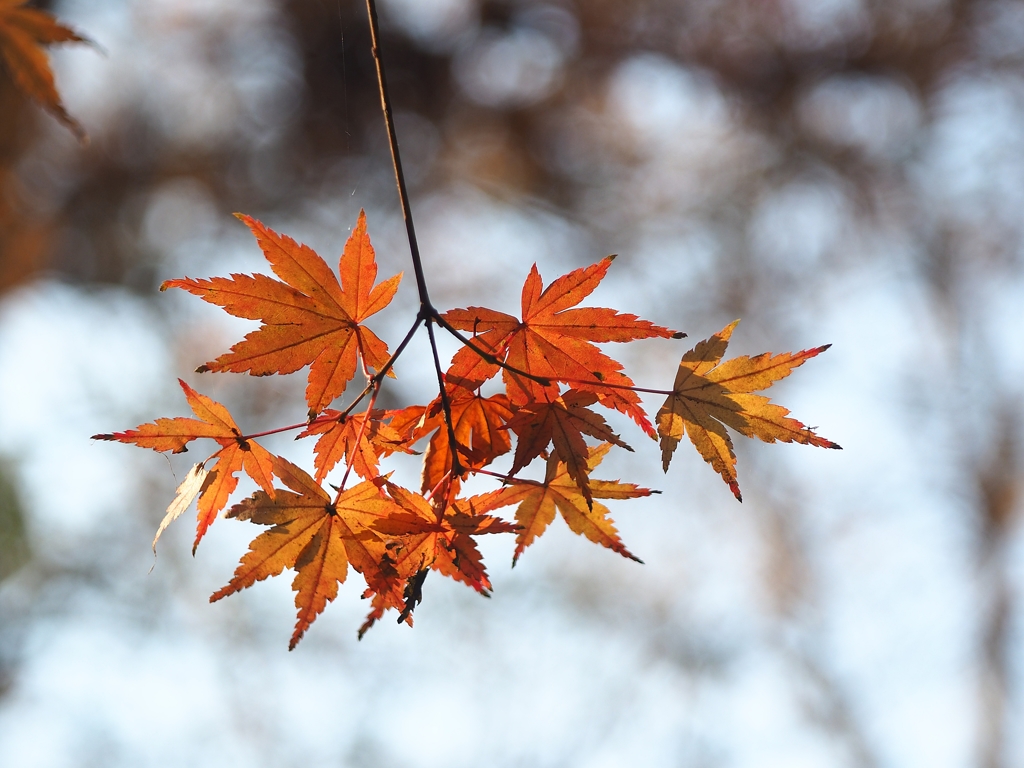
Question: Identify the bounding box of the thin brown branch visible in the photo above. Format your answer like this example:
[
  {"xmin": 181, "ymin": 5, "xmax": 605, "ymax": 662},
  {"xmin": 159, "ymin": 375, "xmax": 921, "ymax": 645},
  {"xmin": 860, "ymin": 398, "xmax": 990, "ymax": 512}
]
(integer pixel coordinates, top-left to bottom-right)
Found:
[
  {"xmin": 337, "ymin": 315, "xmax": 424, "ymax": 420},
  {"xmin": 426, "ymin": 318, "xmax": 464, "ymax": 480},
  {"xmin": 364, "ymin": 0, "xmax": 432, "ymax": 312},
  {"xmin": 366, "ymin": 0, "xmax": 464, "ymax": 484}
]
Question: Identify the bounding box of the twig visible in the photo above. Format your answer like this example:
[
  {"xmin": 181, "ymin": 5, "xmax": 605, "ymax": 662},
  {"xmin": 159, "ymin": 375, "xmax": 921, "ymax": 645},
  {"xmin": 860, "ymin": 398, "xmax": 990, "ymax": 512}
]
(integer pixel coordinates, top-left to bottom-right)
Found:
[
  {"xmin": 365, "ymin": 0, "xmax": 463, "ymax": 479},
  {"xmin": 364, "ymin": 0, "xmax": 432, "ymax": 311},
  {"xmin": 430, "ymin": 312, "xmax": 551, "ymax": 387},
  {"xmin": 426, "ymin": 318, "xmax": 466, "ymax": 479},
  {"xmin": 336, "ymin": 315, "xmax": 424, "ymax": 419}
]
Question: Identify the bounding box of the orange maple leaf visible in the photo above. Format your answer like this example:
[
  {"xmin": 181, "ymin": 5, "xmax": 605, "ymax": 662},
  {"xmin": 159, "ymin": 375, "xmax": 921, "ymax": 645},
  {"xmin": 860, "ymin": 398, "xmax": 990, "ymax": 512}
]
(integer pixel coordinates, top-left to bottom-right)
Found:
[
  {"xmin": 416, "ymin": 385, "xmax": 513, "ymax": 495},
  {"xmin": 357, "ymin": 485, "xmax": 519, "ymax": 635},
  {"xmin": 298, "ymin": 408, "xmax": 411, "ymax": 483},
  {"xmin": 442, "ymin": 257, "xmax": 683, "ymax": 435},
  {"xmin": 0, "ymin": 1, "xmax": 89, "ymax": 139},
  {"xmin": 484, "ymin": 443, "xmax": 653, "ymax": 564},
  {"xmin": 162, "ymin": 210, "xmax": 402, "ymax": 415},
  {"xmin": 212, "ymin": 456, "xmax": 403, "ymax": 649},
  {"xmin": 375, "ymin": 484, "xmax": 517, "ymax": 593},
  {"xmin": 504, "ymin": 389, "xmax": 631, "ymax": 506},
  {"xmin": 92, "ymin": 379, "xmax": 276, "ymax": 551},
  {"xmin": 657, "ymin": 321, "xmax": 841, "ymax": 501}
]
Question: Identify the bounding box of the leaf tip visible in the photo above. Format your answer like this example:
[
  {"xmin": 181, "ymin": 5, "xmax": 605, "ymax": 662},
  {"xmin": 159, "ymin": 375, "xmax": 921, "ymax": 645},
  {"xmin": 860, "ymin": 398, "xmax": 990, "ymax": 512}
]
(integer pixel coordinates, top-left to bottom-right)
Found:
[
  {"xmin": 195, "ymin": 365, "xmax": 210, "ymax": 373},
  {"xmin": 671, "ymin": 332, "xmax": 687, "ymax": 339}
]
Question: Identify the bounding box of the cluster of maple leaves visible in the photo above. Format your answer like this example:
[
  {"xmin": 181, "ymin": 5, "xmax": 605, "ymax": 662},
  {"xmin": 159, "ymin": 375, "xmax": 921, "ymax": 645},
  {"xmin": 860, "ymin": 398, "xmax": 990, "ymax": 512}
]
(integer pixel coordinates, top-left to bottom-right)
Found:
[
  {"xmin": 2, "ymin": 1, "xmax": 839, "ymax": 649},
  {"xmin": 94, "ymin": 211, "xmax": 839, "ymax": 649}
]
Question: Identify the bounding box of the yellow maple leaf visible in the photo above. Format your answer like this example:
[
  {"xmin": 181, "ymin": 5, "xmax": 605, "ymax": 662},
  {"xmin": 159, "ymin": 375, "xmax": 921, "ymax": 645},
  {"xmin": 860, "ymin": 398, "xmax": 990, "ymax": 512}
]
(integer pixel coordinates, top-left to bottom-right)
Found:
[{"xmin": 657, "ymin": 321, "xmax": 841, "ymax": 500}]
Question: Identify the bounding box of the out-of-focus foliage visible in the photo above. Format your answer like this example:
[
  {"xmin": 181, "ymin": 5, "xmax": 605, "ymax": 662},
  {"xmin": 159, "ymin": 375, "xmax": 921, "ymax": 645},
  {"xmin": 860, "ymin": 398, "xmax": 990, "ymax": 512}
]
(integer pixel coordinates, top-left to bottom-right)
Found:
[
  {"xmin": 0, "ymin": 461, "xmax": 29, "ymax": 583},
  {"xmin": 0, "ymin": 77, "xmax": 50, "ymax": 294},
  {"xmin": 0, "ymin": 0, "xmax": 89, "ymax": 140}
]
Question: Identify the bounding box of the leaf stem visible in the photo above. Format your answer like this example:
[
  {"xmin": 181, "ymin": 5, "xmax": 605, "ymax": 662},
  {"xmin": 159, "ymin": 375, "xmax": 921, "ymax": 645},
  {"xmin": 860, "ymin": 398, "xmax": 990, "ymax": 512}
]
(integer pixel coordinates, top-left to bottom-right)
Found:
[
  {"xmin": 473, "ymin": 467, "xmax": 544, "ymax": 488},
  {"xmin": 555, "ymin": 377, "xmax": 675, "ymax": 397},
  {"xmin": 242, "ymin": 418, "xmax": 331, "ymax": 442},
  {"xmin": 337, "ymin": 383, "xmax": 381, "ymax": 496},
  {"xmin": 337, "ymin": 315, "xmax": 424, "ymax": 420},
  {"xmin": 430, "ymin": 312, "xmax": 552, "ymax": 387},
  {"xmin": 426, "ymin": 318, "xmax": 465, "ymax": 480},
  {"xmin": 238, "ymin": 317, "xmax": 424, "ymax": 444}
]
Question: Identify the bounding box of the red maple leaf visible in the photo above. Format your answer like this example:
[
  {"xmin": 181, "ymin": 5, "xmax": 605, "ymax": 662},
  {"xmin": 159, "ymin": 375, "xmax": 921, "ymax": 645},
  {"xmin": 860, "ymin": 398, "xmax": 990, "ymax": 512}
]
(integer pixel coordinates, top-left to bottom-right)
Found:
[
  {"xmin": 374, "ymin": 483, "xmax": 517, "ymax": 594},
  {"xmin": 298, "ymin": 408, "xmax": 412, "ymax": 483},
  {"xmin": 415, "ymin": 385, "xmax": 514, "ymax": 495},
  {"xmin": 504, "ymin": 389, "xmax": 631, "ymax": 506}
]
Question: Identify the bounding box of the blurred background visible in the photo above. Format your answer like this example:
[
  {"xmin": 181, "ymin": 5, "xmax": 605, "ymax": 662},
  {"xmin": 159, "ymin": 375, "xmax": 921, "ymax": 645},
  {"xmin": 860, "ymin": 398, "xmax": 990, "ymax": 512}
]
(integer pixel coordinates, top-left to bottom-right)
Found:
[{"xmin": 1, "ymin": 0, "xmax": 1022, "ymax": 765}]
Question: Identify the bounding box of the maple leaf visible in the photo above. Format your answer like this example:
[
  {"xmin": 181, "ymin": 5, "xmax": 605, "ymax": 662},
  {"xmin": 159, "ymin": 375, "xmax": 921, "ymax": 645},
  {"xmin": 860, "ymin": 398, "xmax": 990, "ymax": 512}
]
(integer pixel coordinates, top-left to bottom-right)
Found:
[
  {"xmin": 162, "ymin": 210, "xmax": 402, "ymax": 415},
  {"xmin": 357, "ymin": 485, "xmax": 519, "ymax": 635},
  {"xmin": 504, "ymin": 389, "xmax": 631, "ymax": 506},
  {"xmin": 92, "ymin": 379, "xmax": 276, "ymax": 551},
  {"xmin": 485, "ymin": 443, "xmax": 653, "ymax": 564},
  {"xmin": 417, "ymin": 385, "xmax": 513, "ymax": 495},
  {"xmin": 0, "ymin": 1, "xmax": 88, "ymax": 139},
  {"xmin": 442, "ymin": 257, "xmax": 683, "ymax": 435},
  {"xmin": 357, "ymin": 579, "xmax": 410, "ymax": 639},
  {"xmin": 212, "ymin": 456, "xmax": 403, "ymax": 649},
  {"xmin": 152, "ymin": 463, "xmax": 210, "ymax": 554},
  {"xmin": 298, "ymin": 408, "xmax": 411, "ymax": 483},
  {"xmin": 657, "ymin": 321, "xmax": 841, "ymax": 501},
  {"xmin": 375, "ymin": 483, "xmax": 517, "ymax": 594}
]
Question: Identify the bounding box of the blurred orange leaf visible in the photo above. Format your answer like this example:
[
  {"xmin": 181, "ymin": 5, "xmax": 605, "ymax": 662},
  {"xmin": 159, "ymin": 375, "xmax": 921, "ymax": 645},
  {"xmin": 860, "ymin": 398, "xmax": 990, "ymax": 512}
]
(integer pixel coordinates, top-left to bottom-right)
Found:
[{"xmin": 0, "ymin": 1, "xmax": 88, "ymax": 139}]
